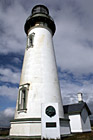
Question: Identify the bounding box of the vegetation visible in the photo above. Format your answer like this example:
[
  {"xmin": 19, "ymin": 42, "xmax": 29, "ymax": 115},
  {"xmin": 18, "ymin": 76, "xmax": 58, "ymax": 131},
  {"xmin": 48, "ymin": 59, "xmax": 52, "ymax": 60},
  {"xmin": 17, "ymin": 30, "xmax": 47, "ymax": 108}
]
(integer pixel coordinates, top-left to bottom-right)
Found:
[
  {"xmin": 62, "ymin": 132, "xmax": 93, "ymax": 140},
  {"xmin": 0, "ymin": 131, "xmax": 93, "ymax": 140},
  {"xmin": 0, "ymin": 128, "xmax": 9, "ymax": 136}
]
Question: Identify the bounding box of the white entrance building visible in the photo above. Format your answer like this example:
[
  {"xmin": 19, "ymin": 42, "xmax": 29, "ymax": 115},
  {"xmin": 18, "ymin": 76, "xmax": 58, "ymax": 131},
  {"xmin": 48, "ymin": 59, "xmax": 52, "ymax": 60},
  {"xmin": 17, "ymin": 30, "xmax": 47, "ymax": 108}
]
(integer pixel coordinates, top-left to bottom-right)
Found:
[{"xmin": 64, "ymin": 93, "xmax": 91, "ymax": 133}]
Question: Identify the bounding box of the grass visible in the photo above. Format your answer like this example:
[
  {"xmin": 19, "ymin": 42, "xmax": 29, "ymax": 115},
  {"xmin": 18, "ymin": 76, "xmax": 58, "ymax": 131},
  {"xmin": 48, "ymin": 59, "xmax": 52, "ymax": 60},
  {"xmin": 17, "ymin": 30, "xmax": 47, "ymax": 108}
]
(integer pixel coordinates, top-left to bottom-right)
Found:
[
  {"xmin": 63, "ymin": 132, "xmax": 93, "ymax": 140},
  {"xmin": 0, "ymin": 131, "xmax": 93, "ymax": 140}
]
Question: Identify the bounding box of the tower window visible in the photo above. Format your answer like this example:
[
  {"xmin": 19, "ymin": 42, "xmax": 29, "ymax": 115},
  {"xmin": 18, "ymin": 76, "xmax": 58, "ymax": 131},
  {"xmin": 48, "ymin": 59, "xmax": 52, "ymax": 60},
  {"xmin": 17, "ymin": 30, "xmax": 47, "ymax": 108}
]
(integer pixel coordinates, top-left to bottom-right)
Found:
[
  {"xmin": 18, "ymin": 87, "xmax": 27, "ymax": 110},
  {"xmin": 18, "ymin": 83, "xmax": 30, "ymax": 111},
  {"xmin": 27, "ymin": 33, "xmax": 35, "ymax": 49}
]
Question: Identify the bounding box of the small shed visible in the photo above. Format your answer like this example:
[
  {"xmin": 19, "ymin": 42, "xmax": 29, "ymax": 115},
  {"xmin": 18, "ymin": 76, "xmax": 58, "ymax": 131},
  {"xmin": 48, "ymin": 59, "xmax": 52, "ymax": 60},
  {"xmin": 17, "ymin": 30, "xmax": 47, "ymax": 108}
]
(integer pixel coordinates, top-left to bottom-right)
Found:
[{"xmin": 63, "ymin": 101, "xmax": 91, "ymax": 133}]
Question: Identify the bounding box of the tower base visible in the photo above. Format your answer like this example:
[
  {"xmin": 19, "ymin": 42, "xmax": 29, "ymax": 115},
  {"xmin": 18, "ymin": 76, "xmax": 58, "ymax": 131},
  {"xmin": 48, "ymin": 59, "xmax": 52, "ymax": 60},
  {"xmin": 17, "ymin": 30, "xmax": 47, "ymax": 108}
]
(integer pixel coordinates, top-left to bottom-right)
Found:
[
  {"xmin": 10, "ymin": 118, "xmax": 41, "ymax": 138},
  {"xmin": 10, "ymin": 118, "xmax": 70, "ymax": 139},
  {"xmin": 10, "ymin": 104, "xmax": 70, "ymax": 139}
]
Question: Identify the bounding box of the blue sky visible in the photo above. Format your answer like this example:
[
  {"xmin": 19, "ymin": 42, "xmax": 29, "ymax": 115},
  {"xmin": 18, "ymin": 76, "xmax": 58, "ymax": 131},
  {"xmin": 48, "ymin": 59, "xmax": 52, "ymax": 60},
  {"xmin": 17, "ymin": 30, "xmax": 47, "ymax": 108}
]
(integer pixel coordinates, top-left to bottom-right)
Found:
[{"xmin": 0, "ymin": 0, "xmax": 93, "ymax": 126}]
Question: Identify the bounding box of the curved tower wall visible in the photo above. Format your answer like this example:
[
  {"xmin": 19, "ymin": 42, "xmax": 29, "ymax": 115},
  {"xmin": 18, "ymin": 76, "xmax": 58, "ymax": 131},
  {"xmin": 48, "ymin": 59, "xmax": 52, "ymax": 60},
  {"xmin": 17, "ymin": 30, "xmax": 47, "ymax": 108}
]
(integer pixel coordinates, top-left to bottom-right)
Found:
[{"xmin": 15, "ymin": 26, "xmax": 64, "ymax": 119}]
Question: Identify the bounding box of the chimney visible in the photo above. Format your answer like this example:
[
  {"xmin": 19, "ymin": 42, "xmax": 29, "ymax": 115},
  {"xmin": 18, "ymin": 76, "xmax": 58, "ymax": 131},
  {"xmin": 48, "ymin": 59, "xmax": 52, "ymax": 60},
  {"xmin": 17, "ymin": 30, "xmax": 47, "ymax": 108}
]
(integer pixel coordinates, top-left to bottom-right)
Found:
[{"xmin": 77, "ymin": 92, "xmax": 83, "ymax": 102}]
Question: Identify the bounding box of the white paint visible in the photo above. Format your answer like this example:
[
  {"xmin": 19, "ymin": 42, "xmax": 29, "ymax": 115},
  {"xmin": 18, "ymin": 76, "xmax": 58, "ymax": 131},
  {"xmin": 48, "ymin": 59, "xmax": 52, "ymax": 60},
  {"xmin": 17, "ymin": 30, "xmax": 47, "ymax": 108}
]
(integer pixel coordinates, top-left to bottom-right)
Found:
[
  {"xmin": 77, "ymin": 92, "xmax": 83, "ymax": 102},
  {"xmin": 15, "ymin": 27, "xmax": 64, "ymax": 119},
  {"xmin": 69, "ymin": 114, "xmax": 82, "ymax": 133},
  {"xmin": 10, "ymin": 26, "xmax": 65, "ymax": 137},
  {"xmin": 10, "ymin": 121, "xmax": 41, "ymax": 136},
  {"xmin": 41, "ymin": 103, "xmax": 60, "ymax": 139}
]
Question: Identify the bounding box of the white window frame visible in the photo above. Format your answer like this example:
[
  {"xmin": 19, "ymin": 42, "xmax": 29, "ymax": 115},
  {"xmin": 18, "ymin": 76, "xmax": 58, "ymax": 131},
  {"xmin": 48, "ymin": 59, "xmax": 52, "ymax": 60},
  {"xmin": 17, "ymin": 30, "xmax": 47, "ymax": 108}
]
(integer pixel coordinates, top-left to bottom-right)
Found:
[
  {"xmin": 18, "ymin": 83, "xmax": 30, "ymax": 111},
  {"xmin": 27, "ymin": 32, "xmax": 35, "ymax": 49}
]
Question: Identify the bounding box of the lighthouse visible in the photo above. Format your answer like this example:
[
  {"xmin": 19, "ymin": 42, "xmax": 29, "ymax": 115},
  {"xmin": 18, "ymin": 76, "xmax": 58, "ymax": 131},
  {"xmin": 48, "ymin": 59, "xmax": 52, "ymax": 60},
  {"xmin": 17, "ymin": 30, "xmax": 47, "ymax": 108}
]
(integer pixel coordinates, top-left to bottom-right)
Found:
[{"xmin": 10, "ymin": 5, "xmax": 70, "ymax": 139}]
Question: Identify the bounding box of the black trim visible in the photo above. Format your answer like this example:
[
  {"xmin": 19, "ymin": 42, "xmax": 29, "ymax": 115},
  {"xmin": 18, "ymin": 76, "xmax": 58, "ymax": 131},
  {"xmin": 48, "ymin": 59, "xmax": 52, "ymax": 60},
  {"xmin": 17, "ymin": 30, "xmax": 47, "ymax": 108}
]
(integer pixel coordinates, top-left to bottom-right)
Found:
[
  {"xmin": 10, "ymin": 135, "xmax": 41, "ymax": 139},
  {"xmin": 24, "ymin": 5, "xmax": 56, "ymax": 35},
  {"xmin": 63, "ymin": 102, "xmax": 91, "ymax": 115},
  {"xmin": 46, "ymin": 122, "xmax": 56, "ymax": 127},
  {"xmin": 32, "ymin": 5, "xmax": 49, "ymax": 15},
  {"xmin": 10, "ymin": 118, "xmax": 41, "ymax": 122},
  {"xmin": 19, "ymin": 83, "xmax": 30, "ymax": 86},
  {"xmin": 60, "ymin": 118, "xmax": 70, "ymax": 122}
]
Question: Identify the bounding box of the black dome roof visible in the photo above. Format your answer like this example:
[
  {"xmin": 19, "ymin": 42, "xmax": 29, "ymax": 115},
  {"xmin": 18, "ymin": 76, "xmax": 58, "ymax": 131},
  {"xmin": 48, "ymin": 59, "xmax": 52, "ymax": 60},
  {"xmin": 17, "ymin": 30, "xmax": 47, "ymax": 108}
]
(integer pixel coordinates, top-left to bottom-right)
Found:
[{"xmin": 24, "ymin": 5, "xmax": 56, "ymax": 35}]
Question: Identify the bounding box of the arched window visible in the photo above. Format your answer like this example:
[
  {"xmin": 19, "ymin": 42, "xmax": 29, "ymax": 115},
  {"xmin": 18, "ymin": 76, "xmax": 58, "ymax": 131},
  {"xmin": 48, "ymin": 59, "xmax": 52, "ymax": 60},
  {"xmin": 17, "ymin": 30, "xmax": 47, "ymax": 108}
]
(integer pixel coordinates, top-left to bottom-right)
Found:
[
  {"xmin": 18, "ymin": 87, "xmax": 26, "ymax": 110},
  {"xmin": 27, "ymin": 32, "xmax": 35, "ymax": 49},
  {"xmin": 18, "ymin": 83, "xmax": 30, "ymax": 111}
]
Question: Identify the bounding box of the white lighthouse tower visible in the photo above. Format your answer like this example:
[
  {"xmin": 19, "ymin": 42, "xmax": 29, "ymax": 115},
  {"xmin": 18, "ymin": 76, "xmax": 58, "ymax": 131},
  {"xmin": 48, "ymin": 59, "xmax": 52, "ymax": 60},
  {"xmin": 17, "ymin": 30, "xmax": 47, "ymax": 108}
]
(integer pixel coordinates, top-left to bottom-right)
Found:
[{"xmin": 10, "ymin": 5, "xmax": 70, "ymax": 139}]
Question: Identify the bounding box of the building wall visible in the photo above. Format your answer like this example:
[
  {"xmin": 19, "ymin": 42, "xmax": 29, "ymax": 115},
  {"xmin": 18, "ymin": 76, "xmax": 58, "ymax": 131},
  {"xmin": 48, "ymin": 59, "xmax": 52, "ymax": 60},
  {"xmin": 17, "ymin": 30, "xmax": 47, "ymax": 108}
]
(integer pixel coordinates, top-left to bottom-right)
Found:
[
  {"xmin": 69, "ymin": 114, "xmax": 82, "ymax": 133},
  {"xmin": 81, "ymin": 107, "xmax": 91, "ymax": 132},
  {"xmin": 60, "ymin": 119, "xmax": 71, "ymax": 135},
  {"xmin": 10, "ymin": 121, "xmax": 41, "ymax": 137},
  {"xmin": 14, "ymin": 26, "xmax": 64, "ymax": 119}
]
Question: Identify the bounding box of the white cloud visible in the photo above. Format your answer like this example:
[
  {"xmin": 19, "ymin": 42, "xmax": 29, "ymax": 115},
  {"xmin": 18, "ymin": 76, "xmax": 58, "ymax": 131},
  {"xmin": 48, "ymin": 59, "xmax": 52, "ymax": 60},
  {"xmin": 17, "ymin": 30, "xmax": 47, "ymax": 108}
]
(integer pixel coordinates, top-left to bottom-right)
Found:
[
  {"xmin": 0, "ymin": 85, "xmax": 18, "ymax": 100},
  {"xmin": 12, "ymin": 57, "xmax": 22, "ymax": 64},
  {"xmin": 0, "ymin": 107, "xmax": 15, "ymax": 127},
  {"xmin": 4, "ymin": 107, "xmax": 15, "ymax": 117},
  {"xmin": 0, "ymin": 1, "xmax": 27, "ymax": 54},
  {"xmin": 55, "ymin": 40, "xmax": 93, "ymax": 74},
  {"xmin": 0, "ymin": 68, "xmax": 20, "ymax": 84},
  {"xmin": 53, "ymin": 0, "xmax": 93, "ymax": 75},
  {"xmin": 60, "ymin": 79, "xmax": 93, "ymax": 106},
  {"xmin": 0, "ymin": 67, "xmax": 19, "ymax": 101}
]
